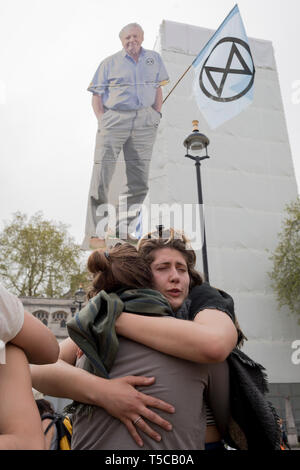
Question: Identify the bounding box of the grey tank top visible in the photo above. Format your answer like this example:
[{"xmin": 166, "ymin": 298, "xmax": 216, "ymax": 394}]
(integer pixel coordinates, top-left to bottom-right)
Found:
[{"xmin": 71, "ymin": 337, "xmax": 230, "ymax": 450}]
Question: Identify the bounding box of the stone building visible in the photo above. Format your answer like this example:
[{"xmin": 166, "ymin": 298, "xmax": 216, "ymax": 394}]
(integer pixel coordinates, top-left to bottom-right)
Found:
[{"xmin": 21, "ymin": 296, "xmax": 76, "ymax": 342}]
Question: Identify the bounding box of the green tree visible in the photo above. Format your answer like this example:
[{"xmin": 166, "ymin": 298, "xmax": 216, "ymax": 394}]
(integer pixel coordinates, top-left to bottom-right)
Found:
[
  {"xmin": 0, "ymin": 212, "xmax": 89, "ymax": 298},
  {"xmin": 269, "ymin": 197, "xmax": 300, "ymax": 317}
]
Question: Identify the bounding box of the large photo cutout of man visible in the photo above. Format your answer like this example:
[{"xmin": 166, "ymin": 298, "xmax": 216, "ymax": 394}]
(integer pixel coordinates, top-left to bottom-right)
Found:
[{"xmin": 82, "ymin": 23, "xmax": 169, "ymax": 250}]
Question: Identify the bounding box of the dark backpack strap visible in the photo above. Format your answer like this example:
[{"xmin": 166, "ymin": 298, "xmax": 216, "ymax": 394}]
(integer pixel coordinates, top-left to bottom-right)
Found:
[
  {"xmin": 55, "ymin": 416, "xmax": 71, "ymax": 441},
  {"xmin": 41, "ymin": 413, "xmax": 59, "ymax": 436}
]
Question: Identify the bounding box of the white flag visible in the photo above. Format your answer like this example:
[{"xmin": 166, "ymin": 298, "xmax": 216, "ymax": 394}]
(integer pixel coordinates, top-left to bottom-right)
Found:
[{"xmin": 192, "ymin": 4, "xmax": 255, "ymax": 129}]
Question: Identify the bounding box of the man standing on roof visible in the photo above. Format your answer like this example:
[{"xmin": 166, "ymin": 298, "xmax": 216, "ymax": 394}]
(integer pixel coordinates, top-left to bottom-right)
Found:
[{"xmin": 82, "ymin": 23, "xmax": 169, "ymax": 249}]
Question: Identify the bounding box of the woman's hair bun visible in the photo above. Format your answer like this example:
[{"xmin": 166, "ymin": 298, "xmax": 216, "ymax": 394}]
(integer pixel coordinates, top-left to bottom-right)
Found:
[{"xmin": 87, "ymin": 249, "xmax": 109, "ymax": 274}]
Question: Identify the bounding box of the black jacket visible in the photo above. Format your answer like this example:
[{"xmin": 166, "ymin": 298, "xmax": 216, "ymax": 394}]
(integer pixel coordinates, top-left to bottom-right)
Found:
[{"xmin": 177, "ymin": 283, "xmax": 281, "ymax": 450}]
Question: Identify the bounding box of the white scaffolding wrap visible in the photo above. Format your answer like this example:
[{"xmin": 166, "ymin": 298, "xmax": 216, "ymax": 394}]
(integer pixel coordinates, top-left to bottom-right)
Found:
[{"xmin": 148, "ymin": 19, "xmax": 299, "ymax": 384}]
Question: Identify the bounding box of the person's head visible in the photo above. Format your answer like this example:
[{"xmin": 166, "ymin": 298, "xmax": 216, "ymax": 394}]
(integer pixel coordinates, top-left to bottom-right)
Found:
[
  {"xmin": 35, "ymin": 398, "xmax": 55, "ymax": 417},
  {"xmin": 87, "ymin": 243, "xmax": 152, "ymax": 299},
  {"xmin": 119, "ymin": 23, "xmax": 144, "ymax": 58},
  {"xmin": 138, "ymin": 228, "xmax": 203, "ymax": 311}
]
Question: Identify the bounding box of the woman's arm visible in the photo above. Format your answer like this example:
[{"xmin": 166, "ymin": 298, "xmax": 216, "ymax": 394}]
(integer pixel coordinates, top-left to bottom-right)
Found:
[
  {"xmin": 115, "ymin": 309, "xmax": 238, "ymax": 363},
  {"xmin": 0, "ymin": 345, "xmax": 45, "ymax": 450},
  {"xmin": 31, "ymin": 339, "xmax": 117, "ymax": 404},
  {"xmin": 11, "ymin": 311, "xmax": 59, "ymax": 365},
  {"xmin": 31, "ymin": 338, "xmax": 175, "ymax": 447}
]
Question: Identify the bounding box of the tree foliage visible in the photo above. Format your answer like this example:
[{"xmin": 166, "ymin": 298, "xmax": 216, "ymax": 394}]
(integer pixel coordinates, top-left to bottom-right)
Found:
[
  {"xmin": 0, "ymin": 212, "xmax": 90, "ymax": 298},
  {"xmin": 269, "ymin": 197, "xmax": 300, "ymax": 317}
]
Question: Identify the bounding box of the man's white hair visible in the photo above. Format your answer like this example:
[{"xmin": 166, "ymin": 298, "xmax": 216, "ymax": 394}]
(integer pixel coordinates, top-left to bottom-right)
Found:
[{"xmin": 119, "ymin": 23, "xmax": 144, "ymax": 39}]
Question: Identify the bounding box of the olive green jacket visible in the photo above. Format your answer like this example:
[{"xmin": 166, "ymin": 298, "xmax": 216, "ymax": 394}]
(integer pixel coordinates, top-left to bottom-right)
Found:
[{"xmin": 67, "ymin": 288, "xmax": 172, "ymax": 379}]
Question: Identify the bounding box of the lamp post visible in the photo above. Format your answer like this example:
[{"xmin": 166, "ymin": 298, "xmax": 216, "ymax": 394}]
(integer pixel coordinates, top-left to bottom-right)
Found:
[
  {"xmin": 74, "ymin": 285, "xmax": 86, "ymax": 312},
  {"xmin": 183, "ymin": 120, "xmax": 210, "ymax": 283},
  {"xmin": 70, "ymin": 304, "xmax": 76, "ymax": 317}
]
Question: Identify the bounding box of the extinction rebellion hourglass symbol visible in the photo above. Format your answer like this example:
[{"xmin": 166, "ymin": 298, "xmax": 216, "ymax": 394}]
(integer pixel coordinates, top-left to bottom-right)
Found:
[{"xmin": 199, "ymin": 37, "xmax": 255, "ymax": 102}]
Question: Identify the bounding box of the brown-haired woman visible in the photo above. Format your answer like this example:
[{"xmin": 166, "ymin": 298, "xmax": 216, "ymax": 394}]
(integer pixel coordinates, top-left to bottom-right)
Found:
[
  {"xmin": 113, "ymin": 230, "xmax": 280, "ymax": 451},
  {"xmin": 114, "ymin": 230, "xmax": 238, "ymax": 449}
]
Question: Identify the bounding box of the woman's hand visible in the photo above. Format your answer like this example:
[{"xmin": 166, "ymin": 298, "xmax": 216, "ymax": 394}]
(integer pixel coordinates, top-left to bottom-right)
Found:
[{"xmin": 100, "ymin": 375, "xmax": 175, "ymax": 447}]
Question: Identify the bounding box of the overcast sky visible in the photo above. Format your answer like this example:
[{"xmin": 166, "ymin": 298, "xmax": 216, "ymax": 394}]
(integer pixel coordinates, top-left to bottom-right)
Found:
[{"xmin": 1, "ymin": 0, "xmax": 299, "ymax": 244}]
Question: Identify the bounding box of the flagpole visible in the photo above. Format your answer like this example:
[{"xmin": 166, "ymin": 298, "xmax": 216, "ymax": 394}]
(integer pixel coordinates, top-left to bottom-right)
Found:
[
  {"xmin": 162, "ymin": 48, "xmax": 206, "ymax": 105},
  {"xmin": 163, "ymin": 64, "xmax": 193, "ymax": 104}
]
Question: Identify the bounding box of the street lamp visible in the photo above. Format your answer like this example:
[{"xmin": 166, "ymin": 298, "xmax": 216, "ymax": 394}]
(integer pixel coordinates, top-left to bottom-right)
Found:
[
  {"xmin": 70, "ymin": 304, "xmax": 76, "ymax": 317},
  {"xmin": 74, "ymin": 285, "xmax": 86, "ymax": 311},
  {"xmin": 183, "ymin": 120, "xmax": 210, "ymax": 283}
]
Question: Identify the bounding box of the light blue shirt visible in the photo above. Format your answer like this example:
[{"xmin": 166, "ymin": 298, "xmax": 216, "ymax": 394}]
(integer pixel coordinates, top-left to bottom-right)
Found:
[{"xmin": 87, "ymin": 48, "xmax": 169, "ymax": 111}]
